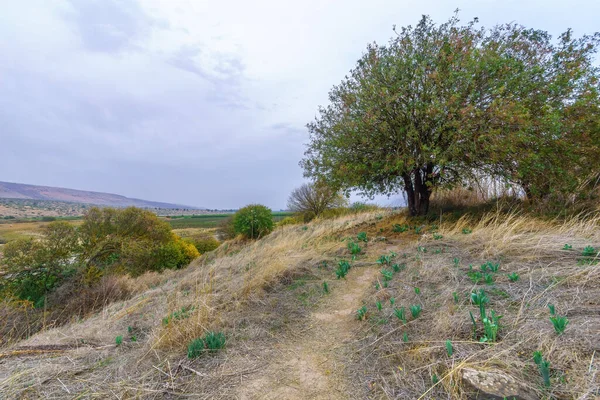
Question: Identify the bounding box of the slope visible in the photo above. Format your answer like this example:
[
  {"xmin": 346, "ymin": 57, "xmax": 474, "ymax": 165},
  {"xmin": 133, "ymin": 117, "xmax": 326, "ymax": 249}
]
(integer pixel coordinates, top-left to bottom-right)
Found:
[{"xmin": 0, "ymin": 210, "xmax": 599, "ymax": 399}]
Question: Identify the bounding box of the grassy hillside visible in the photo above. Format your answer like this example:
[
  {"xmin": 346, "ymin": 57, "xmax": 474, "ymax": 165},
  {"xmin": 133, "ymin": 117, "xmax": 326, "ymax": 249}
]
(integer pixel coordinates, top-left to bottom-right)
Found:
[{"xmin": 0, "ymin": 209, "xmax": 598, "ymax": 398}]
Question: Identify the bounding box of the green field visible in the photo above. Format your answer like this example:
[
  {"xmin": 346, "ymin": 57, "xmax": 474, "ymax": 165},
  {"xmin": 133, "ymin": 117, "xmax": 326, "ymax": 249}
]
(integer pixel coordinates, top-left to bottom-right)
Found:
[{"xmin": 164, "ymin": 212, "xmax": 293, "ymax": 229}]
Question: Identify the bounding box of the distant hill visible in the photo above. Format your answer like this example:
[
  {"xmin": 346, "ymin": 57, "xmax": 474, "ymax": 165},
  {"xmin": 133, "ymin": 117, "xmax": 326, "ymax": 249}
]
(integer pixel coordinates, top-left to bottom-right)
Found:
[{"xmin": 0, "ymin": 181, "xmax": 203, "ymax": 210}]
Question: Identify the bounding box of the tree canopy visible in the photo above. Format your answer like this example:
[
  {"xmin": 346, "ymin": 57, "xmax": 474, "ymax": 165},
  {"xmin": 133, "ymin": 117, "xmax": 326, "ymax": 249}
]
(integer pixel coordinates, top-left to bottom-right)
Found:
[
  {"xmin": 301, "ymin": 13, "xmax": 600, "ymax": 215},
  {"xmin": 287, "ymin": 182, "xmax": 347, "ymax": 221}
]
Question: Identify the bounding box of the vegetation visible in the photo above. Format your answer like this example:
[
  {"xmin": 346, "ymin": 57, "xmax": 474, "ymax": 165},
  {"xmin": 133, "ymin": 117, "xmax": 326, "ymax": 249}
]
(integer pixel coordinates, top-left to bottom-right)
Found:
[
  {"xmin": 232, "ymin": 204, "xmax": 274, "ymax": 239},
  {"xmin": 301, "ymin": 13, "xmax": 600, "ymax": 215},
  {"xmin": 445, "ymin": 340, "xmax": 453, "ymax": 357},
  {"xmin": 356, "ymin": 305, "xmax": 368, "ymax": 321},
  {"xmin": 410, "ymin": 304, "xmax": 422, "ymax": 319},
  {"xmin": 287, "ymin": 182, "xmax": 347, "ymax": 221},
  {"xmin": 335, "ymin": 260, "xmax": 351, "ymax": 279},
  {"xmin": 0, "ymin": 207, "xmax": 199, "ymax": 345},
  {"xmin": 1, "ymin": 11, "xmax": 600, "ymax": 399},
  {"xmin": 550, "ymin": 315, "xmax": 569, "ymax": 335}
]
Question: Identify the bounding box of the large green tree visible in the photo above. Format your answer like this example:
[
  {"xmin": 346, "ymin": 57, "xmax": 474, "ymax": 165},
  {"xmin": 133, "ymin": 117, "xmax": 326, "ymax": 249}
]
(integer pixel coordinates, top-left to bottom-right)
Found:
[{"xmin": 301, "ymin": 14, "xmax": 600, "ymax": 215}]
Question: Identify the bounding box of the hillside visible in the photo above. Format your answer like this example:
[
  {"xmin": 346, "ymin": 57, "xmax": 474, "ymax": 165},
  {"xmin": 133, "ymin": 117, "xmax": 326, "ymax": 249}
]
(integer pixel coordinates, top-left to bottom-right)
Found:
[
  {"xmin": 0, "ymin": 181, "xmax": 202, "ymax": 210},
  {"xmin": 0, "ymin": 210, "xmax": 599, "ymax": 398}
]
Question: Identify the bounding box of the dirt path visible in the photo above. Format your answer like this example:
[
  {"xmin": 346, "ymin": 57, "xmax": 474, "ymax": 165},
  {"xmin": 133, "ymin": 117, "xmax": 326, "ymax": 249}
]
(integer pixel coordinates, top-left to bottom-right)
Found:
[{"xmin": 238, "ymin": 265, "xmax": 379, "ymax": 400}]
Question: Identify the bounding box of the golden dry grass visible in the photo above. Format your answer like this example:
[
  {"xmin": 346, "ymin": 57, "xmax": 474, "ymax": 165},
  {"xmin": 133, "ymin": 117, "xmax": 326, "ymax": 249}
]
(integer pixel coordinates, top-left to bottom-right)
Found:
[
  {"xmin": 354, "ymin": 211, "xmax": 600, "ymax": 399},
  {"xmin": 0, "ymin": 208, "xmax": 598, "ymax": 399}
]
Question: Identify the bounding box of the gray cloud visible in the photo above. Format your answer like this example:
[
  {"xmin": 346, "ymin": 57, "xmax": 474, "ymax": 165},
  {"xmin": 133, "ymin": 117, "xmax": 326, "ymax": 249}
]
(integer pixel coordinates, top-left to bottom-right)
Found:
[
  {"xmin": 1, "ymin": 0, "xmax": 597, "ymax": 209},
  {"xmin": 64, "ymin": 0, "xmax": 151, "ymax": 52}
]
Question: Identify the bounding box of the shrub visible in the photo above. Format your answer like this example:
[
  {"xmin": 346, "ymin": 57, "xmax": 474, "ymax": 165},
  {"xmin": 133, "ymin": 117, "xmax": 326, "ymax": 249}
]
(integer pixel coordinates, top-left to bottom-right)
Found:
[
  {"xmin": 233, "ymin": 204, "xmax": 274, "ymax": 239},
  {"xmin": 582, "ymin": 246, "xmax": 597, "ymax": 257},
  {"xmin": 203, "ymin": 331, "xmax": 226, "ymax": 352},
  {"xmin": 350, "ymin": 202, "xmax": 378, "ymax": 213},
  {"xmin": 277, "ymin": 216, "xmax": 299, "ymax": 227},
  {"xmin": 187, "ymin": 337, "xmax": 205, "ymax": 359},
  {"xmin": 186, "ymin": 236, "xmax": 220, "ymax": 253}
]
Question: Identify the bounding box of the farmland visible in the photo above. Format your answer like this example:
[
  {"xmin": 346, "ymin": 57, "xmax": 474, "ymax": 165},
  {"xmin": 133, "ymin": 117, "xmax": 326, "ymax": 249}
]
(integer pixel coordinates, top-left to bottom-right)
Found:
[{"xmin": 164, "ymin": 211, "xmax": 293, "ymax": 229}]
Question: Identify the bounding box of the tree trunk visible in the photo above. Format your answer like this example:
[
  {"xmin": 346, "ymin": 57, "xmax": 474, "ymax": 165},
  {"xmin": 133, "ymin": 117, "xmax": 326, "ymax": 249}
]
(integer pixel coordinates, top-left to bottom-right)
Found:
[
  {"xmin": 403, "ymin": 173, "xmax": 417, "ymax": 216},
  {"xmin": 403, "ymin": 168, "xmax": 432, "ymax": 216}
]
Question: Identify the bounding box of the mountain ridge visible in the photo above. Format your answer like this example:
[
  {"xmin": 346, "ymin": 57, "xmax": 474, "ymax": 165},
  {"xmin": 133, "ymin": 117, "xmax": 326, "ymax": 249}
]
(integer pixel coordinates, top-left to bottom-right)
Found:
[{"xmin": 0, "ymin": 181, "xmax": 203, "ymax": 210}]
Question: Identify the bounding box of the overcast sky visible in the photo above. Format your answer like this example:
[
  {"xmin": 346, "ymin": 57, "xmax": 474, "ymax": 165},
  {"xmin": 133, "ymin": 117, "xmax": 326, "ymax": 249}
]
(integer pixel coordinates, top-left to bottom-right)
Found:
[{"xmin": 1, "ymin": 0, "xmax": 598, "ymax": 209}]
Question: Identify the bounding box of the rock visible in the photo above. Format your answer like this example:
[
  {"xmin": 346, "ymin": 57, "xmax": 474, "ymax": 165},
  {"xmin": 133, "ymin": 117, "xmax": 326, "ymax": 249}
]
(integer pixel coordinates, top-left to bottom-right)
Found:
[{"xmin": 461, "ymin": 368, "xmax": 537, "ymax": 400}]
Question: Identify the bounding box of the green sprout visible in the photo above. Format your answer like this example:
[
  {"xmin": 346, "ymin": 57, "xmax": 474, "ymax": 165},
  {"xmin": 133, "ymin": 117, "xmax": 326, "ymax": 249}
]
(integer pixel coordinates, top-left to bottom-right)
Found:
[
  {"xmin": 357, "ymin": 232, "xmax": 368, "ymax": 242},
  {"xmin": 452, "ymin": 292, "xmax": 459, "ymax": 303},
  {"xmin": 347, "ymin": 241, "xmax": 362, "ymax": 255},
  {"xmin": 393, "ymin": 224, "xmax": 409, "ymax": 233},
  {"xmin": 582, "ymin": 246, "xmax": 596, "ymax": 257},
  {"xmin": 562, "ymin": 244, "xmax": 572, "ymax": 250},
  {"xmin": 356, "ymin": 306, "xmax": 368, "ymax": 321},
  {"xmin": 115, "ymin": 335, "xmax": 123, "ymax": 346},
  {"xmin": 470, "ymin": 289, "xmax": 489, "ymax": 306},
  {"xmin": 322, "ymin": 281, "xmax": 329, "ymax": 294},
  {"xmin": 381, "ymin": 268, "xmax": 393, "ymax": 281},
  {"xmin": 394, "ymin": 307, "xmax": 407, "ymax": 324},
  {"xmin": 507, "ymin": 272, "xmax": 520, "ymax": 282},
  {"xmin": 410, "ymin": 304, "xmax": 422, "ymax": 319},
  {"xmin": 187, "ymin": 338, "xmax": 205, "ymax": 359},
  {"xmin": 445, "ymin": 340, "xmax": 453, "ymax": 357},
  {"xmin": 414, "ymin": 287, "xmax": 420, "ymax": 295},
  {"xmin": 336, "ymin": 260, "xmax": 351, "ymax": 279},
  {"xmin": 467, "ymin": 270, "xmax": 483, "ymax": 284},
  {"xmin": 462, "ymin": 228, "xmax": 472, "ymax": 234},
  {"xmin": 376, "ymin": 300, "xmax": 382, "ymax": 311},
  {"xmin": 549, "ymin": 315, "xmax": 568, "ymax": 335},
  {"xmin": 203, "ymin": 331, "xmax": 226, "ymax": 352}
]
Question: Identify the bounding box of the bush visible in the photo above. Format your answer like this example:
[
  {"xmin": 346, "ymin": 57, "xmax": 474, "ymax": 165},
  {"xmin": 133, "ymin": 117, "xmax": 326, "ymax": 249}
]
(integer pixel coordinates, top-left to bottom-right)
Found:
[
  {"xmin": 41, "ymin": 216, "xmax": 56, "ymax": 222},
  {"xmin": 187, "ymin": 337, "xmax": 205, "ymax": 358},
  {"xmin": 186, "ymin": 236, "xmax": 220, "ymax": 253},
  {"xmin": 233, "ymin": 204, "xmax": 274, "ymax": 239},
  {"xmin": 216, "ymin": 216, "xmax": 236, "ymax": 240},
  {"xmin": 277, "ymin": 216, "xmax": 300, "ymax": 227}
]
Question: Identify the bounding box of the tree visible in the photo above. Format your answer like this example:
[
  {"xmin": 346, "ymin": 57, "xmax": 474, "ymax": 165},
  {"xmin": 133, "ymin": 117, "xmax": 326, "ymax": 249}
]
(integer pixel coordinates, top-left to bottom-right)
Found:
[
  {"xmin": 301, "ymin": 13, "xmax": 600, "ymax": 215},
  {"xmin": 233, "ymin": 204, "xmax": 274, "ymax": 239},
  {"xmin": 287, "ymin": 182, "xmax": 347, "ymax": 221},
  {"xmin": 0, "ymin": 221, "xmax": 79, "ymax": 306},
  {"xmin": 77, "ymin": 207, "xmax": 197, "ymax": 276}
]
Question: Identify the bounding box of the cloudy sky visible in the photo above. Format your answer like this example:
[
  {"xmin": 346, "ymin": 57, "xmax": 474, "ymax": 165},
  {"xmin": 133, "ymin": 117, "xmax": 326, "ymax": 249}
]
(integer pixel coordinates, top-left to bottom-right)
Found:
[{"xmin": 1, "ymin": 0, "xmax": 598, "ymax": 209}]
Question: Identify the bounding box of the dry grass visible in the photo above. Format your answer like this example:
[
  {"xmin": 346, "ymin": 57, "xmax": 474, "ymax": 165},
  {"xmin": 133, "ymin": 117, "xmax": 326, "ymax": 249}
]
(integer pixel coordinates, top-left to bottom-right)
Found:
[
  {"xmin": 0, "ymin": 209, "xmax": 387, "ymax": 398},
  {"xmin": 1, "ymin": 208, "xmax": 598, "ymax": 398},
  {"xmin": 354, "ymin": 211, "xmax": 600, "ymax": 399}
]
